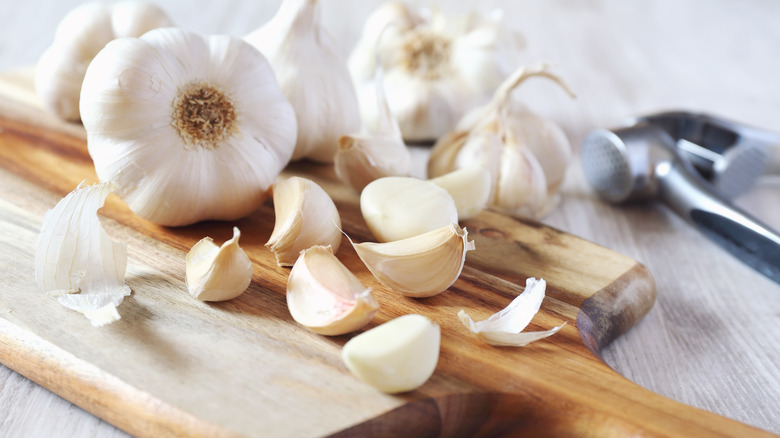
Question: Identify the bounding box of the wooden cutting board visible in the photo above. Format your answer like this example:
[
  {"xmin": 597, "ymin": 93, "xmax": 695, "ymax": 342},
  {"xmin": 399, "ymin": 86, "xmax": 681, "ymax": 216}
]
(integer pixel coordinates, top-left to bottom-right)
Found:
[{"xmin": 0, "ymin": 69, "xmax": 769, "ymax": 437}]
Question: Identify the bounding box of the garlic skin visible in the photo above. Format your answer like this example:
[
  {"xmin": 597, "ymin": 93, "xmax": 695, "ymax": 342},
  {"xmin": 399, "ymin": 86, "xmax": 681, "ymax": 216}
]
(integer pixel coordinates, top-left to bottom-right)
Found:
[
  {"xmin": 351, "ymin": 223, "xmax": 475, "ymax": 298},
  {"xmin": 80, "ymin": 28, "xmax": 297, "ymax": 227},
  {"xmin": 245, "ymin": 0, "xmax": 360, "ymax": 163},
  {"xmin": 266, "ymin": 177, "xmax": 342, "ymax": 267},
  {"xmin": 360, "ymin": 176, "xmax": 458, "ymax": 243},
  {"xmin": 287, "ymin": 245, "xmax": 379, "ymax": 336},
  {"xmin": 427, "ymin": 64, "xmax": 575, "ymax": 219},
  {"xmin": 348, "ymin": 2, "xmax": 522, "ymax": 142},
  {"xmin": 342, "ymin": 314, "xmax": 440, "ymax": 393},
  {"xmin": 35, "ymin": 181, "xmax": 131, "ymax": 327},
  {"xmin": 35, "ymin": 1, "xmax": 172, "ymax": 121},
  {"xmin": 430, "ymin": 165, "xmax": 491, "ymax": 220},
  {"xmin": 186, "ymin": 227, "xmax": 252, "ymax": 302}
]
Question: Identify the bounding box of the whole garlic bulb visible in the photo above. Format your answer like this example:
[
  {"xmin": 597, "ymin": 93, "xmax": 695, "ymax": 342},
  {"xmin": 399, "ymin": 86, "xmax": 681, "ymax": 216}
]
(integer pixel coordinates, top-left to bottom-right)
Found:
[
  {"xmin": 35, "ymin": 1, "xmax": 172, "ymax": 121},
  {"xmin": 348, "ymin": 2, "xmax": 522, "ymax": 142},
  {"xmin": 245, "ymin": 0, "xmax": 361, "ymax": 163},
  {"xmin": 80, "ymin": 28, "xmax": 297, "ymax": 227}
]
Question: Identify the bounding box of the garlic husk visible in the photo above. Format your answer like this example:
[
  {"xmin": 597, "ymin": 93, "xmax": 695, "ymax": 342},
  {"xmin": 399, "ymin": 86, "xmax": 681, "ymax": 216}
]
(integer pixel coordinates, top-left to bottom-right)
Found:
[
  {"xmin": 430, "ymin": 165, "xmax": 491, "ymax": 220},
  {"xmin": 35, "ymin": 1, "xmax": 172, "ymax": 121},
  {"xmin": 266, "ymin": 176, "xmax": 342, "ymax": 267},
  {"xmin": 287, "ymin": 245, "xmax": 379, "ymax": 336},
  {"xmin": 351, "ymin": 223, "xmax": 475, "ymax": 298},
  {"xmin": 185, "ymin": 227, "xmax": 252, "ymax": 302},
  {"xmin": 342, "ymin": 314, "xmax": 440, "ymax": 393},
  {"xmin": 360, "ymin": 176, "xmax": 458, "ymax": 243},
  {"xmin": 245, "ymin": 0, "xmax": 360, "ymax": 162},
  {"xmin": 80, "ymin": 28, "xmax": 297, "ymax": 227},
  {"xmin": 458, "ymin": 277, "xmax": 565, "ymax": 347},
  {"xmin": 34, "ymin": 181, "xmax": 130, "ymax": 327}
]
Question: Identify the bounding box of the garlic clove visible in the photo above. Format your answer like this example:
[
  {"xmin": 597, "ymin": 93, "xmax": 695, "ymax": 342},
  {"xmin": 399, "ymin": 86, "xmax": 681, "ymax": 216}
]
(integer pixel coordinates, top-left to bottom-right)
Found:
[
  {"xmin": 360, "ymin": 176, "xmax": 458, "ymax": 243},
  {"xmin": 351, "ymin": 223, "xmax": 475, "ymax": 298},
  {"xmin": 266, "ymin": 176, "xmax": 342, "ymax": 267},
  {"xmin": 287, "ymin": 245, "xmax": 379, "ymax": 336},
  {"xmin": 334, "ymin": 135, "xmax": 411, "ymax": 192},
  {"xmin": 342, "ymin": 314, "xmax": 440, "ymax": 393},
  {"xmin": 430, "ymin": 165, "xmax": 491, "ymax": 220},
  {"xmin": 186, "ymin": 227, "xmax": 253, "ymax": 302},
  {"xmin": 493, "ymin": 140, "xmax": 549, "ymax": 219}
]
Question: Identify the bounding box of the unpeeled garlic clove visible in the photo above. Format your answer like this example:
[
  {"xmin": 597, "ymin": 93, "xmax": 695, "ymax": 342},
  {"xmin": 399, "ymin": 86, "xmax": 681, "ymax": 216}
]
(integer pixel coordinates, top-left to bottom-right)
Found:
[
  {"xmin": 351, "ymin": 223, "xmax": 475, "ymax": 298},
  {"xmin": 266, "ymin": 176, "xmax": 342, "ymax": 266},
  {"xmin": 287, "ymin": 245, "xmax": 379, "ymax": 336},
  {"xmin": 186, "ymin": 227, "xmax": 253, "ymax": 302},
  {"xmin": 342, "ymin": 314, "xmax": 440, "ymax": 393},
  {"xmin": 360, "ymin": 176, "xmax": 458, "ymax": 243},
  {"xmin": 430, "ymin": 165, "xmax": 491, "ymax": 220}
]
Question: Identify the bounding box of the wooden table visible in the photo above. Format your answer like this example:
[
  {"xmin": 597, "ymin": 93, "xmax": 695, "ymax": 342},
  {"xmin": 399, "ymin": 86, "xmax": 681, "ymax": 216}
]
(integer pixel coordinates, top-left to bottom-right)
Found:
[{"xmin": 1, "ymin": 0, "xmax": 778, "ymax": 436}]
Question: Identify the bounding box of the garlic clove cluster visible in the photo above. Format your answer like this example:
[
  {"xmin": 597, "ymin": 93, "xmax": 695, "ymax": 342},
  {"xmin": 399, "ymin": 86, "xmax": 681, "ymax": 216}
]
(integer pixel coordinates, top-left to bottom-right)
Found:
[
  {"xmin": 245, "ymin": 0, "xmax": 361, "ymax": 163},
  {"xmin": 35, "ymin": 1, "xmax": 172, "ymax": 121},
  {"xmin": 287, "ymin": 245, "xmax": 379, "ymax": 336},
  {"xmin": 430, "ymin": 165, "xmax": 491, "ymax": 220},
  {"xmin": 266, "ymin": 176, "xmax": 342, "ymax": 267},
  {"xmin": 185, "ymin": 227, "xmax": 253, "ymax": 302},
  {"xmin": 342, "ymin": 314, "xmax": 440, "ymax": 393},
  {"xmin": 80, "ymin": 27, "xmax": 297, "ymax": 226},
  {"xmin": 351, "ymin": 223, "xmax": 475, "ymax": 298}
]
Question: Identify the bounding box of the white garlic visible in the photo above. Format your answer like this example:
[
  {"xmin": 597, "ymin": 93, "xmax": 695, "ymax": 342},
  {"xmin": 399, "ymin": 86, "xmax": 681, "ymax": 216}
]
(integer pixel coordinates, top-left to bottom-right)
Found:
[
  {"xmin": 348, "ymin": 2, "xmax": 522, "ymax": 142},
  {"xmin": 266, "ymin": 176, "xmax": 342, "ymax": 267},
  {"xmin": 245, "ymin": 0, "xmax": 360, "ymax": 163},
  {"xmin": 287, "ymin": 245, "xmax": 379, "ymax": 336},
  {"xmin": 350, "ymin": 223, "xmax": 475, "ymax": 298},
  {"xmin": 458, "ymin": 277, "xmax": 565, "ymax": 347},
  {"xmin": 360, "ymin": 176, "xmax": 457, "ymax": 243},
  {"xmin": 342, "ymin": 314, "xmax": 440, "ymax": 393},
  {"xmin": 430, "ymin": 165, "xmax": 491, "ymax": 220},
  {"xmin": 185, "ymin": 227, "xmax": 253, "ymax": 302},
  {"xmin": 80, "ymin": 28, "xmax": 297, "ymax": 227},
  {"xmin": 35, "ymin": 181, "xmax": 130, "ymax": 327},
  {"xmin": 427, "ymin": 64, "xmax": 575, "ymax": 219},
  {"xmin": 35, "ymin": 1, "xmax": 172, "ymax": 121}
]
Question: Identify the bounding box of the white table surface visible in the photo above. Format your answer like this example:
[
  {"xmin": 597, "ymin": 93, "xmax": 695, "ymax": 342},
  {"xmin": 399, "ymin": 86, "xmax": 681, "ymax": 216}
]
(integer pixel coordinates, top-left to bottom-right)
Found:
[{"xmin": 0, "ymin": 0, "xmax": 778, "ymax": 436}]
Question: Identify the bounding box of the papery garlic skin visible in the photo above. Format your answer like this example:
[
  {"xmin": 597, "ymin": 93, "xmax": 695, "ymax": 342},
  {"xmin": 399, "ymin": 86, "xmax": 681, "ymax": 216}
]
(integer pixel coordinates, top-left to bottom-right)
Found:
[
  {"xmin": 430, "ymin": 165, "xmax": 491, "ymax": 220},
  {"xmin": 186, "ymin": 227, "xmax": 252, "ymax": 302},
  {"xmin": 342, "ymin": 314, "xmax": 440, "ymax": 393},
  {"xmin": 287, "ymin": 245, "xmax": 379, "ymax": 335},
  {"xmin": 245, "ymin": 0, "xmax": 360, "ymax": 163},
  {"xmin": 35, "ymin": 1, "xmax": 172, "ymax": 121},
  {"xmin": 35, "ymin": 181, "xmax": 130, "ymax": 327},
  {"xmin": 81, "ymin": 28, "xmax": 297, "ymax": 227},
  {"xmin": 266, "ymin": 177, "xmax": 342, "ymax": 267},
  {"xmin": 351, "ymin": 223, "xmax": 475, "ymax": 298}
]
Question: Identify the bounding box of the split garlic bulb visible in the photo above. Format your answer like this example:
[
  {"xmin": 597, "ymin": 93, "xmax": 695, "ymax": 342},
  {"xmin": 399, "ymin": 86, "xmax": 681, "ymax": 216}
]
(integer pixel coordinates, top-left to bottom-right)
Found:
[
  {"xmin": 348, "ymin": 2, "xmax": 522, "ymax": 142},
  {"xmin": 80, "ymin": 28, "xmax": 297, "ymax": 227},
  {"xmin": 245, "ymin": 0, "xmax": 360, "ymax": 162},
  {"xmin": 427, "ymin": 64, "xmax": 575, "ymax": 219},
  {"xmin": 185, "ymin": 227, "xmax": 253, "ymax": 302},
  {"xmin": 35, "ymin": 1, "xmax": 172, "ymax": 121}
]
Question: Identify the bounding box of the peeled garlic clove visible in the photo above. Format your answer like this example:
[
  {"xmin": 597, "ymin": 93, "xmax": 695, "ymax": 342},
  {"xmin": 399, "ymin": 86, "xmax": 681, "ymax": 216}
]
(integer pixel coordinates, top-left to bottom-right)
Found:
[
  {"xmin": 430, "ymin": 165, "xmax": 491, "ymax": 220},
  {"xmin": 287, "ymin": 245, "xmax": 379, "ymax": 336},
  {"xmin": 458, "ymin": 277, "xmax": 565, "ymax": 347},
  {"xmin": 185, "ymin": 227, "xmax": 252, "ymax": 302},
  {"xmin": 35, "ymin": 181, "xmax": 131, "ymax": 327},
  {"xmin": 360, "ymin": 176, "xmax": 457, "ymax": 243},
  {"xmin": 342, "ymin": 314, "xmax": 440, "ymax": 393},
  {"xmin": 351, "ymin": 223, "xmax": 474, "ymax": 298},
  {"xmin": 266, "ymin": 176, "xmax": 342, "ymax": 267}
]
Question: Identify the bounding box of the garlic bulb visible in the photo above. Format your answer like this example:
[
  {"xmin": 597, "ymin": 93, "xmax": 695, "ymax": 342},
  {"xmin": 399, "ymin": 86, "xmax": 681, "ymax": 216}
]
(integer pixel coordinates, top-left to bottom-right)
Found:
[
  {"xmin": 287, "ymin": 245, "xmax": 379, "ymax": 335},
  {"xmin": 342, "ymin": 314, "xmax": 440, "ymax": 393},
  {"xmin": 245, "ymin": 0, "xmax": 360, "ymax": 163},
  {"xmin": 185, "ymin": 227, "xmax": 253, "ymax": 302},
  {"xmin": 360, "ymin": 176, "xmax": 457, "ymax": 242},
  {"xmin": 430, "ymin": 165, "xmax": 491, "ymax": 220},
  {"xmin": 348, "ymin": 2, "xmax": 522, "ymax": 142},
  {"xmin": 266, "ymin": 176, "xmax": 342, "ymax": 267},
  {"xmin": 427, "ymin": 64, "xmax": 575, "ymax": 219},
  {"xmin": 35, "ymin": 1, "xmax": 172, "ymax": 121},
  {"xmin": 458, "ymin": 277, "xmax": 565, "ymax": 347},
  {"xmin": 35, "ymin": 181, "xmax": 131, "ymax": 327},
  {"xmin": 80, "ymin": 28, "xmax": 297, "ymax": 227},
  {"xmin": 351, "ymin": 223, "xmax": 474, "ymax": 298}
]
